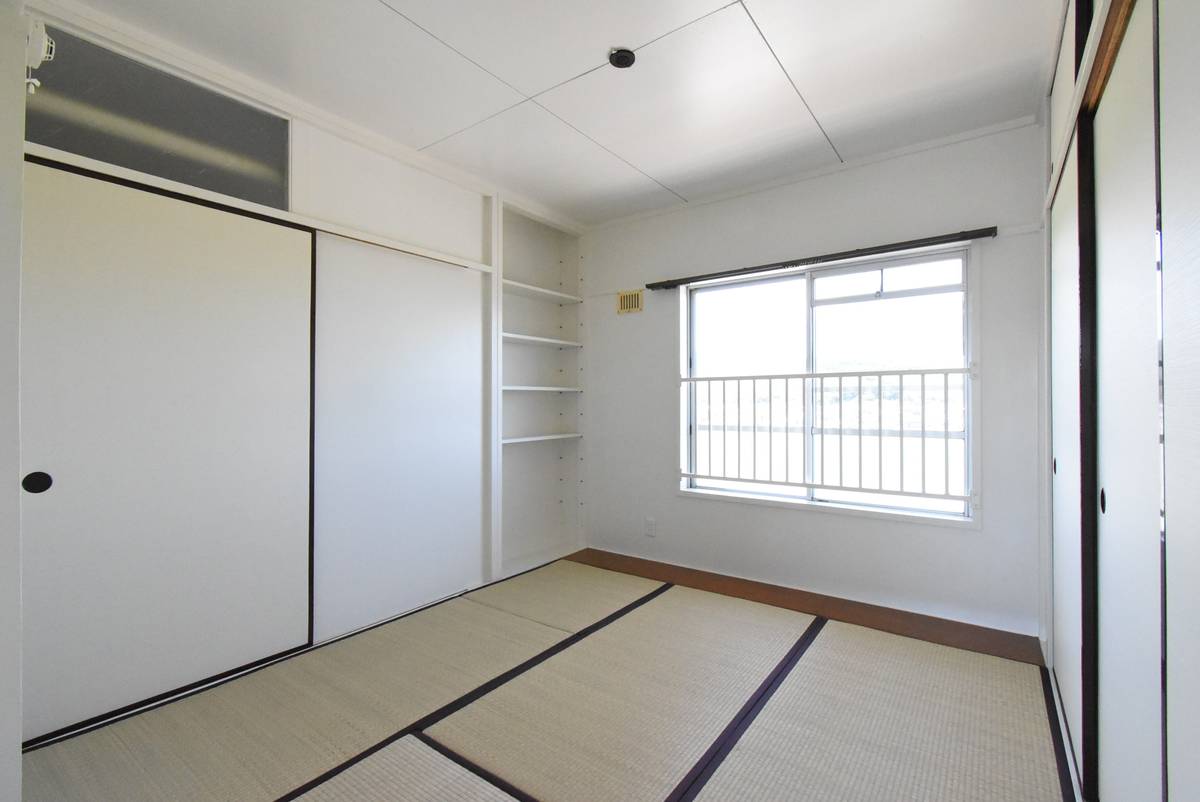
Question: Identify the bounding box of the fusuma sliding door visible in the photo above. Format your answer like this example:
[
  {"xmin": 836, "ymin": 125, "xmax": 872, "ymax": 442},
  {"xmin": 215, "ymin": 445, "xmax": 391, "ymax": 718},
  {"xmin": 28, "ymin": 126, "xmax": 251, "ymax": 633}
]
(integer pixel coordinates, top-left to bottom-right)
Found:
[
  {"xmin": 19, "ymin": 161, "xmax": 313, "ymax": 742},
  {"xmin": 1049, "ymin": 135, "xmax": 1084, "ymax": 779},
  {"xmin": 1092, "ymin": 1, "xmax": 1163, "ymax": 798},
  {"xmin": 312, "ymin": 233, "xmax": 485, "ymax": 642}
]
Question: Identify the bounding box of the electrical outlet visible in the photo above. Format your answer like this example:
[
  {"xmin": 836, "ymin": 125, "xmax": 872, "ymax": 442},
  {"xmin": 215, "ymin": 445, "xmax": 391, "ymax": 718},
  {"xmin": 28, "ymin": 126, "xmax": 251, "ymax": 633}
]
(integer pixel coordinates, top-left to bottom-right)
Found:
[{"xmin": 644, "ymin": 516, "xmax": 657, "ymax": 538}]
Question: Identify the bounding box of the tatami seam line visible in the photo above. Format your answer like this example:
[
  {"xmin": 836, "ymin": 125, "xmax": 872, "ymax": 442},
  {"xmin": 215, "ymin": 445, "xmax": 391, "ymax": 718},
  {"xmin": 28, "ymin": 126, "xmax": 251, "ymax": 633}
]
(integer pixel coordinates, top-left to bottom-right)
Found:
[
  {"xmin": 459, "ymin": 596, "xmax": 575, "ymax": 635},
  {"xmin": 413, "ymin": 731, "xmax": 540, "ymax": 802},
  {"xmin": 667, "ymin": 616, "xmax": 829, "ymax": 802},
  {"xmin": 275, "ymin": 581, "xmax": 673, "ymax": 801}
]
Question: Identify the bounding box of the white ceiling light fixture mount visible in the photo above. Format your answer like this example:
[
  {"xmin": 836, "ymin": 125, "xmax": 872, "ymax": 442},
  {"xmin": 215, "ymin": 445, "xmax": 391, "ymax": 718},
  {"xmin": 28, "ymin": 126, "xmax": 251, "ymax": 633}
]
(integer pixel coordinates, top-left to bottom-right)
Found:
[{"xmin": 25, "ymin": 18, "xmax": 55, "ymax": 95}]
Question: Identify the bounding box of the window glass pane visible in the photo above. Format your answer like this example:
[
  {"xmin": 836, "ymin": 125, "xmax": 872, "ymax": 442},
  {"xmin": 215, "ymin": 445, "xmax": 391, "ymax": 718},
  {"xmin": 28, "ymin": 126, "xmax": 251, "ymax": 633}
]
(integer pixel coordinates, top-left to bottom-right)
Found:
[
  {"xmin": 812, "ymin": 292, "xmax": 964, "ymax": 372},
  {"xmin": 813, "ymin": 268, "xmax": 880, "ymax": 300},
  {"xmin": 26, "ymin": 29, "xmax": 289, "ymax": 209},
  {"xmin": 686, "ymin": 251, "xmax": 970, "ymax": 518},
  {"xmin": 882, "ymin": 257, "xmax": 963, "ymax": 292},
  {"xmin": 691, "ymin": 277, "xmax": 806, "ymax": 376}
]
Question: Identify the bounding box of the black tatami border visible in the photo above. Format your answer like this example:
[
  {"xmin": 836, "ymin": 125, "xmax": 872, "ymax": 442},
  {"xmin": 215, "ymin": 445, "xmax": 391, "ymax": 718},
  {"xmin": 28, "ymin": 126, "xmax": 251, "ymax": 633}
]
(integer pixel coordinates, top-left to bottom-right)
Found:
[
  {"xmin": 1041, "ymin": 667, "xmax": 1080, "ymax": 802},
  {"xmin": 413, "ymin": 731, "xmax": 539, "ymax": 802},
  {"xmin": 22, "ymin": 556, "xmax": 565, "ymax": 753},
  {"xmin": 276, "ymin": 582, "xmax": 674, "ymax": 801},
  {"xmin": 668, "ymin": 616, "xmax": 829, "ymax": 802}
]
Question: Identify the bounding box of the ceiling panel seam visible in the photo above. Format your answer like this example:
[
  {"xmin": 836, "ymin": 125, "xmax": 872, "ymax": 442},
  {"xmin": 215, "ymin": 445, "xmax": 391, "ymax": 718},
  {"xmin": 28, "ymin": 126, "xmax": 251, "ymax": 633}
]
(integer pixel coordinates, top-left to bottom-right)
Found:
[
  {"xmin": 375, "ymin": 0, "xmax": 526, "ymax": 97},
  {"xmin": 530, "ymin": 100, "xmax": 690, "ymax": 203},
  {"xmin": 419, "ymin": 98, "xmax": 533, "ymax": 151},
  {"xmin": 739, "ymin": 0, "xmax": 844, "ymax": 163},
  {"xmin": 385, "ymin": 0, "xmax": 749, "ymax": 199},
  {"xmin": 517, "ymin": 2, "xmax": 741, "ymax": 102},
  {"xmin": 628, "ymin": 1, "xmax": 742, "ymax": 57}
]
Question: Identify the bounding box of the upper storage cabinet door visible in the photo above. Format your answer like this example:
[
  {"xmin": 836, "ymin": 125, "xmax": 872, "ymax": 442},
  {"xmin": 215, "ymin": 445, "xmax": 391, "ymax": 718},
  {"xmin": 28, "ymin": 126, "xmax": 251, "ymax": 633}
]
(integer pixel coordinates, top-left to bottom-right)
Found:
[
  {"xmin": 20, "ymin": 162, "xmax": 313, "ymax": 741},
  {"xmin": 25, "ymin": 29, "xmax": 289, "ymax": 209}
]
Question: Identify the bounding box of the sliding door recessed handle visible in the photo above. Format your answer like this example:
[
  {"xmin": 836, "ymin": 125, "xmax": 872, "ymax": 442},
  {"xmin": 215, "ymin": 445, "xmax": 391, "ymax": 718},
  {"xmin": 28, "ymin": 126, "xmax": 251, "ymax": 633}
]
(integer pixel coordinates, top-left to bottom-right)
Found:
[
  {"xmin": 1100, "ymin": 488, "xmax": 1106, "ymax": 514},
  {"xmin": 22, "ymin": 472, "xmax": 52, "ymax": 494}
]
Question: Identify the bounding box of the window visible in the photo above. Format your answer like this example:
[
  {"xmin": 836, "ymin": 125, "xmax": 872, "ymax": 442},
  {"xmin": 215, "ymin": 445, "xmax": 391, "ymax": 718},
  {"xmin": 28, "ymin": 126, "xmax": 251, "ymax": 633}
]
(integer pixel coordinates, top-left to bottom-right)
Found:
[{"xmin": 681, "ymin": 248, "xmax": 973, "ymax": 517}]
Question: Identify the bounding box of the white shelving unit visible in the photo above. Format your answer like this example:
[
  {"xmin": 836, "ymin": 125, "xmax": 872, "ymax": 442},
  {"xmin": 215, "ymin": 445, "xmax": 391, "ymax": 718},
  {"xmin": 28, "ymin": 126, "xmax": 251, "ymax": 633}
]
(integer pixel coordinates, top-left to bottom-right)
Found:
[
  {"xmin": 502, "ymin": 433, "xmax": 583, "ymax": 445},
  {"xmin": 501, "ymin": 332, "xmax": 582, "ymax": 349},
  {"xmin": 497, "ymin": 206, "xmax": 584, "ymax": 576},
  {"xmin": 502, "ymin": 385, "xmax": 583, "ymax": 393},
  {"xmin": 502, "ymin": 279, "xmax": 582, "ymax": 305}
]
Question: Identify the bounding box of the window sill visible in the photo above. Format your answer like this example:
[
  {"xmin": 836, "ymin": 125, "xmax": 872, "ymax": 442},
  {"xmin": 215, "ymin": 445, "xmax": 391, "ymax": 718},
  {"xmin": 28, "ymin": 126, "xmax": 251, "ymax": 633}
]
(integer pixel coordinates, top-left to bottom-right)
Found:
[{"xmin": 676, "ymin": 486, "xmax": 981, "ymax": 530}]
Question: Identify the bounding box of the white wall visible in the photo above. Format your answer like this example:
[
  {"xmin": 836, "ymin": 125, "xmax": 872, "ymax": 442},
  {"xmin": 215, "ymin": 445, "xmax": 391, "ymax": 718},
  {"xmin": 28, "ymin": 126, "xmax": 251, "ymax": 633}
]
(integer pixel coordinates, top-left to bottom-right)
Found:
[
  {"xmin": 581, "ymin": 124, "xmax": 1046, "ymax": 634},
  {"xmin": 291, "ymin": 121, "xmax": 487, "ymax": 265},
  {"xmin": 0, "ymin": 1, "xmax": 23, "ymax": 796}
]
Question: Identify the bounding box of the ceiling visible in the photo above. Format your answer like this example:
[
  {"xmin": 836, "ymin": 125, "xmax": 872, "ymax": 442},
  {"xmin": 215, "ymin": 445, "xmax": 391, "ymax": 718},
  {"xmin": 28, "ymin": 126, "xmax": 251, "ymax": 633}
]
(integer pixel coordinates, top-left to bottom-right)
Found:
[{"xmin": 59, "ymin": 0, "xmax": 1063, "ymax": 226}]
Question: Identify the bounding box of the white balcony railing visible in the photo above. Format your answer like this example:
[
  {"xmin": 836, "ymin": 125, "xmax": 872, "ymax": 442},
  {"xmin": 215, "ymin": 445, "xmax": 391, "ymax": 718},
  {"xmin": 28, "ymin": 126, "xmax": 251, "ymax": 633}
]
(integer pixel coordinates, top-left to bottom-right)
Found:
[{"xmin": 681, "ymin": 368, "xmax": 972, "ymax": 503}]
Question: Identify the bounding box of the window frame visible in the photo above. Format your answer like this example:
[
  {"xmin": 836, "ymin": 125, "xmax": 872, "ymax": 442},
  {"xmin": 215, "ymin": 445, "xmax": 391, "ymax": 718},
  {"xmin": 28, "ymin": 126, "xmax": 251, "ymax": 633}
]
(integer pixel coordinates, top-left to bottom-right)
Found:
[{"xmin": 678, "ymin": 242, "xmax": 980, "ymax": 522}]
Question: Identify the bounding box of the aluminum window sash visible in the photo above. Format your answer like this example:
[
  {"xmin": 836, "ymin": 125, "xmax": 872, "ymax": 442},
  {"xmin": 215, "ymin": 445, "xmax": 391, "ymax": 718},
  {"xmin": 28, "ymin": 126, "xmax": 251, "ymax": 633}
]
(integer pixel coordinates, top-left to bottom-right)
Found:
[
  {"xmin": 810, "ymin": 283, "xmax": 965, "ymax": 307},
  {"xmin": 682, "ymin": 473, "xmax": 971, "ymax": 502}
]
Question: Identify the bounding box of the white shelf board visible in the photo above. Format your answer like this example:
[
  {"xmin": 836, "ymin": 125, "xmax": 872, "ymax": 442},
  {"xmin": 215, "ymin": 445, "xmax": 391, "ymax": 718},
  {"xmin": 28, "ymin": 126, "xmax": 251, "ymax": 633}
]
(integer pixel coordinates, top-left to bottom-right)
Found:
[
  {"xmin": 502, "ymin": 331, "xmax": 583, "ymax": 349},
  {"xmin": 502, "ymin": 385, "xmax": 583, "ymax": 393},
  {"xmin": 502, "ymin": 279, "xmax": 583, "ymax": 304},
  {"xmin": 502, "ymin": 433, "xmax": 583, "ymax": 444}
]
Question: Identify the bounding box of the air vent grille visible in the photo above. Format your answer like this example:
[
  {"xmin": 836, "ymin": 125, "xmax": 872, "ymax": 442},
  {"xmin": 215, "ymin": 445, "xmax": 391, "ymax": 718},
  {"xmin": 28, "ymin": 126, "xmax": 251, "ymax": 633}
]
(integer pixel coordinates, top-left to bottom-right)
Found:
[{"xmin": 617, "ymin": 289, "xmax": 643, "ymax": 314}]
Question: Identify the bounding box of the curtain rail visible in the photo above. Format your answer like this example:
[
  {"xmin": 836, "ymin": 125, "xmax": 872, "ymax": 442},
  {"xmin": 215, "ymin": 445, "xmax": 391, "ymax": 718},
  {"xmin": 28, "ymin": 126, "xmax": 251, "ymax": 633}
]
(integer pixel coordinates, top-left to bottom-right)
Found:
[{"xmin": 645, "ymin": 228, "xmax": 996, "ymax": 291}]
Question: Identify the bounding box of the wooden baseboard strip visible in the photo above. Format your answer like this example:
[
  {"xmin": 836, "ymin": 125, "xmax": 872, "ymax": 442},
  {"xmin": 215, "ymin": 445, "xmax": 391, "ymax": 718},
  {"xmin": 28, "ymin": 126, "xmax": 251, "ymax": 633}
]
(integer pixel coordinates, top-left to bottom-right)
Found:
[{"xmin": 565, "ymin": 549, "xmax": 1043, "ymax": 666}]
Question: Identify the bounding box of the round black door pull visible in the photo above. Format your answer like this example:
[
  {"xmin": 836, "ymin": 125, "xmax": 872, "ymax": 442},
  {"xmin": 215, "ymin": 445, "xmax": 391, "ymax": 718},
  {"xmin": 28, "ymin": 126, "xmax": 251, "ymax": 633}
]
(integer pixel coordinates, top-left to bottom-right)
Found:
[
  {"xmin": 1100, "ymin": 488, "xmax": 1106, "ymax": 513},
  {"xmin": 22, "ymin": 472, "xmax": 52, "ymax": 494}
]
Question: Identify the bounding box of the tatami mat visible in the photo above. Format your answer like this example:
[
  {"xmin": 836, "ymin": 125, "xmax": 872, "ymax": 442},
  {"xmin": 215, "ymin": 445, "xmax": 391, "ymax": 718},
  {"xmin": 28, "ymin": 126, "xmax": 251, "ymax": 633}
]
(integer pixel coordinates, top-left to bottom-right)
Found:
[
  {"xmin": 23, "ymin": 561, "xmax": 651, "ymax": 802},
  {"xmin": 429, "ymin": 585, "xmax": 815, "ymax": 802},
  {"xmin": 465, "ymin": 559, "xmax": 663, "ymax": 633},
  {"xmin": 694, "ymin": 621, "xmax": 1064, "ymax": 802},
  {"xmin": 295, "ymin": 735, "xmax": 516, "ymax": 802}
]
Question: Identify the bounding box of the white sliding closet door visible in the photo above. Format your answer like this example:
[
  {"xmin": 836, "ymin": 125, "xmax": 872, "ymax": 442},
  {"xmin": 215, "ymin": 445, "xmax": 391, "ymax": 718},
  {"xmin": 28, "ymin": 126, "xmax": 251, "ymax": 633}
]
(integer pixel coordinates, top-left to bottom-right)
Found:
[
  {"xmin": 1160, "ymin": 0, "xmax": 1200, "ymax": 794},
  {"xmin": 20, "ymin": 163, "xmax": 312, "ymax": 741},
  {"xmin": 1049, "ymin": 138, "xmax": 1083, "ymax": 774},
  {"xmin": 313, "ymin": 233, "xmax": 485, "ymax": 642},
  {"xmin": 1093, "ymin": 2, "xmax": 1162, "ymax": 798}
]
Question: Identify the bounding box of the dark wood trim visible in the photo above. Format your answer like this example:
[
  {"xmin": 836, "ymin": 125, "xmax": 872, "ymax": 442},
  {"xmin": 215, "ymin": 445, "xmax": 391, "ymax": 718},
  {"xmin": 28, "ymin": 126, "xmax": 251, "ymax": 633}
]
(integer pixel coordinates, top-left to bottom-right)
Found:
[
  {"xmin": 308, "ymin": 232, "xmax": 317, "ymax": 646},
  {"xmin": 1075, "ymin": 112, "xmax": 1101, "ymax": 802},
  {"xmin": 1083, "ymin": 0, "xmax": 1139, "ymax": 110},
  {"xmin": 1075, "ymin": 0, "xmax": 1095, "ymax": 75},
  {"xmin": 1042, "ymin": 667, "xmax": 1080, "ymax": 802},
  {"xmin": 20, "ymin": 643, "xmax": 310, "ymax": 751},
  {"xmin": 23, "ymin": 154, "xmax": 311, "ymax": 232},
  {"xmin": 566, "ymin": 549, "xmax": 1044, "ymax": 665}
]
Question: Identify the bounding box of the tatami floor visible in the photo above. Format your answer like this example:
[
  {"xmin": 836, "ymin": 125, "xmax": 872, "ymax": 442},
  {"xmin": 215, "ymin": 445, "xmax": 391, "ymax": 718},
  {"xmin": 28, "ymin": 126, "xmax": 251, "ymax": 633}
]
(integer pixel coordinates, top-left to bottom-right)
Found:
[{"xmin": 23, "ymin": 560, "xmax": 1072, "ymax": 802}]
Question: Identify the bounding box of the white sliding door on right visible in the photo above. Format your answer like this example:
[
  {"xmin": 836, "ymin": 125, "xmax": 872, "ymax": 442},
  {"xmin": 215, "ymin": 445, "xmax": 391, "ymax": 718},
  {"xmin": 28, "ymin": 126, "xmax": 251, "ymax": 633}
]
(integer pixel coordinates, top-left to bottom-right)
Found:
[
  {"xmin": 1160, "ymin": 0, "xmax": 1200, "ymax": 795},
  {"xmin": 313, "ymin": 233, "xmax": 486, "ymax": 642},
  {"xmin": 1093, "ymin": 1, "xmax": 1162, "ymax": 799}
]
